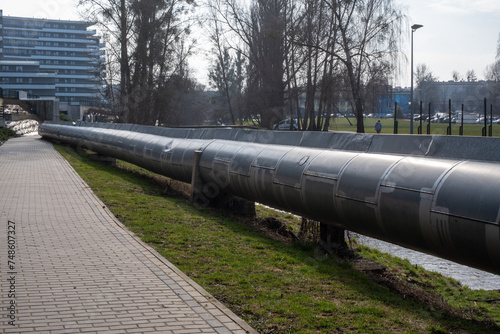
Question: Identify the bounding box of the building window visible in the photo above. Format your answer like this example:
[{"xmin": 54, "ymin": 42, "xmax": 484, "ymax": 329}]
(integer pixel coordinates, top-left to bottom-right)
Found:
[{"xmin": 15, "ymin": 66, "xmax": 23, "ymax": 72}]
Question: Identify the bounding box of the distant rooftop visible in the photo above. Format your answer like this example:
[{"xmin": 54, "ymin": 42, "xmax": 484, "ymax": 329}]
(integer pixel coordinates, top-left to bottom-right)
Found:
[{"xmin": 0, "ymin": 9, "xmax": 94, "ymax": 26}]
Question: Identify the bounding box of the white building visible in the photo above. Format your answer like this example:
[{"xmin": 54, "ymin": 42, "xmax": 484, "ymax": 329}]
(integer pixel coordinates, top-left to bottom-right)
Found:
[{"xmin": 0, "ymin": 9, "xmax": 105, "ymax": 108}]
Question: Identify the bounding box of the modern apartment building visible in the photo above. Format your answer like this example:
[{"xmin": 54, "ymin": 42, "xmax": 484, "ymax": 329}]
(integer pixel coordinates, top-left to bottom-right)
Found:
[
  {"xmin": 0, "ymin": 9, "xmax": 105, "ymax": 107},
  {"xmin": 0, "ymin": 60, "xmax": 57, "ymax": 98}
]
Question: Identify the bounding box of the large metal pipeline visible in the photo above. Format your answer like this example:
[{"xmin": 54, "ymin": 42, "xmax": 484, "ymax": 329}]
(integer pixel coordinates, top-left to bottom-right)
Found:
[{"xmin": 39, "ymin": 122, "xmax": 500, "ymax": 275}]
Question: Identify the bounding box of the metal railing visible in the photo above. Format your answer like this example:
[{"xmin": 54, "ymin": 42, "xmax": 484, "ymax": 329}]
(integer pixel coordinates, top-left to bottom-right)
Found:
[{"xmin": 392, "ymin": 98, "xmax": 496, "ymax": 136}]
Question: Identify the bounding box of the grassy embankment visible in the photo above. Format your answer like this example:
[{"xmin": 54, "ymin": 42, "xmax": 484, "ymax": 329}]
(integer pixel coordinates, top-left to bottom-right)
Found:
[{"xmin": 54, "ymin": 143, "xmax": 500, "ymax": 334}]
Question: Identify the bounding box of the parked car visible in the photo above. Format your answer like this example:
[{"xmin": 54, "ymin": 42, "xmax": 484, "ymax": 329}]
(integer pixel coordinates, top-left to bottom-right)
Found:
[
  {"xmin": 478, "ymin": 117, "xmax": 500, "ymax": 124},
  {"xmin": 274, "ymin": 118, "xmax": 298, "ymax": 130}
]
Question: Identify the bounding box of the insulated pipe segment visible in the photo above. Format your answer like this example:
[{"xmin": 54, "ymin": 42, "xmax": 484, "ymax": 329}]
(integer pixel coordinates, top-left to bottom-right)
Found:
[{"xmin": 39, "ymin": 123, "xmax": 500, "ymax": 274}]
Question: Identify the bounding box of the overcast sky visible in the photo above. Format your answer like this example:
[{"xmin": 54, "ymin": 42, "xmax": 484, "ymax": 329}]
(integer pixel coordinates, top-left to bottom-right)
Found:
[
  {"xmin": 2, "ymin": 0, "xmax": 499, "ymax": 86},
  {"xmin": 398, "ymin": 0, "xmax": 500, "ymax": 85}
]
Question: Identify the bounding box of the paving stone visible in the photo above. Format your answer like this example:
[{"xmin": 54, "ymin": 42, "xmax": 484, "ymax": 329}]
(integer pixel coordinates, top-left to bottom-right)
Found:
[{"xmin": 0, "ymin": 136, "xmax": 257, "ymax": 334}]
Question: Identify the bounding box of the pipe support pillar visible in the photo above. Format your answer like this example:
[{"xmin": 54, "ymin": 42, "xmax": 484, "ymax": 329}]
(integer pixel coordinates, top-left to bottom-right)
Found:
[{"xmin": 190, "ymin": 150, "xmax": 255, "ymax": 216}]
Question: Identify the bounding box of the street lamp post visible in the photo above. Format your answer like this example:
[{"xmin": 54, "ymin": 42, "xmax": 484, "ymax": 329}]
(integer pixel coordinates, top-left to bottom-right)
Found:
[{"xmin": 410, "ymin": 24, "xmax": 423, "ymax": 134}]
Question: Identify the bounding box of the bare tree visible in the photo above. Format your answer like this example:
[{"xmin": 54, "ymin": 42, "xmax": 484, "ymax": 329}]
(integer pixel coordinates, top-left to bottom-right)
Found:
[
  {"xmin": 247, "ymin": 0, "xmax": 287, "ymax": 128},
  {"xmin": 321, "ymin": 0, "xmax": 405, "ymax": 133},
  {"xmin": 415, "ymin": 63, "xmax": 439, "ymax": 106},
  {"xmin": 207, "ymin": 7, "xmax": 246, "ymax": 125},
  {"xmin": 485, "ymin": 33, "xmax": 500, "ymax": 116},
  {"xmin": 206, "ymin": 0, "xmax": 287, "ymax": 129},
  {"xmin": 296, "ymin": 0, "xmax": 332, "ymax": 131},
  {"xmin": 466, "ymin": 69, "xmax": 478, "ymax": 82},
  {"xmin": 486, "ymin": 61, "xmax": 500, "ymax": 82},
  {"xmin": 79, "ymin": 0, "xmax": 195, "ymax": 125},
  {"xmin": 78, "ymin": 0, "xmax": 134, "ymax": 115},
  {"xmin": 485, "ymin": 33, "xmax": 500, "ymax": 82},
  {"xmin": 206, "ymin": 0, "xmax": 404, "ymax": 132},
  {"xmin": 365, "ymin": 64, "xmax": 392, "ymax": 115}
]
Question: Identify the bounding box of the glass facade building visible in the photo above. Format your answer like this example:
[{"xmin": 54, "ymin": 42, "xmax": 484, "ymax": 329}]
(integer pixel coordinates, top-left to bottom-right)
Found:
[{"xmin": 0, "ymin": 9, "xmax": 105, "ymax": 106}]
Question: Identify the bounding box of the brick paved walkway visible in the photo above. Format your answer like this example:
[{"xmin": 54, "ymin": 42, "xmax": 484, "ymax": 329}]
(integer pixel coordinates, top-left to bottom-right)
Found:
[{"xmin": 0, "ymin": 136, "xmax": 256, "ymax": 334}]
